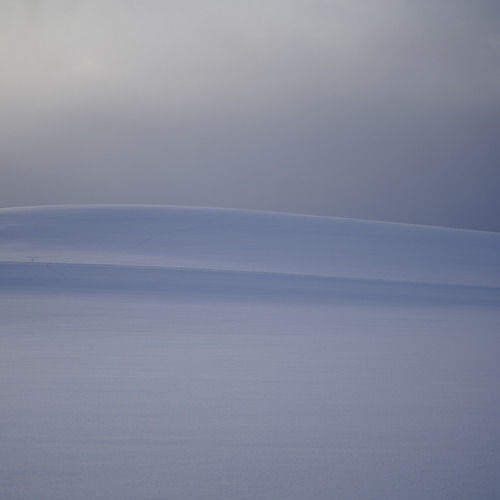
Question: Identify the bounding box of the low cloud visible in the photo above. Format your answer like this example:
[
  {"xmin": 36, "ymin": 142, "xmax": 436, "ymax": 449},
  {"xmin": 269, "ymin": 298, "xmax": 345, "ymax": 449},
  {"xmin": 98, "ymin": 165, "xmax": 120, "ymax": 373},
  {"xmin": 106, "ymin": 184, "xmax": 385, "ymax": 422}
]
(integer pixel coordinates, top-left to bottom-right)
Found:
[{"xmin": 1, "ymin": 0, "xmax": 499, "ymax": 230}]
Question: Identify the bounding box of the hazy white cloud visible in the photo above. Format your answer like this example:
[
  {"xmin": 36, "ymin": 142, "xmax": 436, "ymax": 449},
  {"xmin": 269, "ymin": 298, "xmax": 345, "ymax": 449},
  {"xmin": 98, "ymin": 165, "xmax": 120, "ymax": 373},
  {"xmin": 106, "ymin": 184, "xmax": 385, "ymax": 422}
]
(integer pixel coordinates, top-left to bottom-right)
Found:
[
  {"xmin": 5, "ymin": 0, "xmax": 496, "ymax": 116},
  {"xmin": 1, "ymin": 0, "xmax": 499, "ymax": 230}
]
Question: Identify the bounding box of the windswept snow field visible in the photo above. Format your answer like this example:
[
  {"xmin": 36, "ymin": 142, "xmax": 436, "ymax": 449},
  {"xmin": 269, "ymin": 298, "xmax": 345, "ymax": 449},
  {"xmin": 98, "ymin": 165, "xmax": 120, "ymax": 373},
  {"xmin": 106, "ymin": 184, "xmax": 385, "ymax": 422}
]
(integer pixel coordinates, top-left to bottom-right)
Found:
[{"xmin": 1, "ymin": 205, "xmax": 500, "ymax": 500}]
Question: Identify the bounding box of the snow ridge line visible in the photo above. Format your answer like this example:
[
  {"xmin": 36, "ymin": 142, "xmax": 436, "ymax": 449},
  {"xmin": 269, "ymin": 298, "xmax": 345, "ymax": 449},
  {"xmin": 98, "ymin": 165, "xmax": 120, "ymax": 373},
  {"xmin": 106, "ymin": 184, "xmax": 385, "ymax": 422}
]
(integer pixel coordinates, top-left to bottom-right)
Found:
[{"xmin": 1, "ymin": 260, "xmax": 499, "ymax": 292}]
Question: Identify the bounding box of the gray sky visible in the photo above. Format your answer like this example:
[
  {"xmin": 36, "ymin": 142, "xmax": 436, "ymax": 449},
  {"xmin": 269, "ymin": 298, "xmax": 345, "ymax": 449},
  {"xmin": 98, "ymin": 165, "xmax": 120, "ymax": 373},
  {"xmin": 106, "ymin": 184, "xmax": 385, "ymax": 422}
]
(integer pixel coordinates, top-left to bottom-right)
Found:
[{"xmin": 1, "ymin": 0, "xmax": 499, "ymax": 231}]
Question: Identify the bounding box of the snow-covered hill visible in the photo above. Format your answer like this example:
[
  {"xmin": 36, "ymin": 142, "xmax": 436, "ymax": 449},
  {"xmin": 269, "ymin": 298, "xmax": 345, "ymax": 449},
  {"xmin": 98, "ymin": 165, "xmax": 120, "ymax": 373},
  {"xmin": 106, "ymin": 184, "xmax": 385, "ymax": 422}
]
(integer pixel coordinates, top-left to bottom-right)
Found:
[
  {"xmin": 1, "ymin": 206, "xmax": 499, "ymax": 500},
  {"xmin": 1, "ymin": 205, "xmax": 499, "ymax": 304},
  {"xmin": 1, "ymin": 204, "xmax": 499, "ymax": 283}
]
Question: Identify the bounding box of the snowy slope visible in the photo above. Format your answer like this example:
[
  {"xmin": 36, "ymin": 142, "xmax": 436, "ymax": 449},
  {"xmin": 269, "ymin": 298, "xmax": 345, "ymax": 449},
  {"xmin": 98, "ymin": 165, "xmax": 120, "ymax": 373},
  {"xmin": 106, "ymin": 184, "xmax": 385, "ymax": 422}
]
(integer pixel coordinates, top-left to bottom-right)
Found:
[
  {"xmin": 1, "ymin": 205, "xmax": 500, "ymax": 500},
  {"xmin": 1, "ymin": 204, "xmax": 499, "ymax": 284},
  {"xmin": 1, "ymin": 205, "xmax": 499, "ymax": 305}
]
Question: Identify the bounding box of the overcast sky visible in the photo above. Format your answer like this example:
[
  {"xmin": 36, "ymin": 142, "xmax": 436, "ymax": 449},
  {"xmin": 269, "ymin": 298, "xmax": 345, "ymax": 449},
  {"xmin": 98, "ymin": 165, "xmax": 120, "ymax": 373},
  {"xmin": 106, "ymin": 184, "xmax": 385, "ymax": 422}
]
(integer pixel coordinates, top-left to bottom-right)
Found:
[{"xmin": 1, "ymin": 0, "xmax": 499, "ymax": 231}]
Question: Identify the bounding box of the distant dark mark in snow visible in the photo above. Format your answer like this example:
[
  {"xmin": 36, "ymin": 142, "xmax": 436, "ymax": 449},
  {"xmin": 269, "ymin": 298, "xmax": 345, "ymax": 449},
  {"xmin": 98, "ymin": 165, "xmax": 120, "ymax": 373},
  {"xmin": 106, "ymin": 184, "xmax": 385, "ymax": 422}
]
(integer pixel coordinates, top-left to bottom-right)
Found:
[{"xmin": 121, "ymin": 218, "xmax": 217, "ymax": 250}]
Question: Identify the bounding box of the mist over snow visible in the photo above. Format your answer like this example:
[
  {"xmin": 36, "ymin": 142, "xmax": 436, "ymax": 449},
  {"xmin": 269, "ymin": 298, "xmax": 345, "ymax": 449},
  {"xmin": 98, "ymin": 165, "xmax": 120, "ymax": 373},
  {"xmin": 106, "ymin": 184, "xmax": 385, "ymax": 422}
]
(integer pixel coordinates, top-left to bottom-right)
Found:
[
  {"xmin": 1, "ymin": 205, "xmax": 500, "ymax": 499},
  {"xmin": 1, "ymin": 0, "xmax": 499, "ymax": 493},
  {"xmin": 1, "ymin": 1, "xmax": 500, "ymax": 231}
]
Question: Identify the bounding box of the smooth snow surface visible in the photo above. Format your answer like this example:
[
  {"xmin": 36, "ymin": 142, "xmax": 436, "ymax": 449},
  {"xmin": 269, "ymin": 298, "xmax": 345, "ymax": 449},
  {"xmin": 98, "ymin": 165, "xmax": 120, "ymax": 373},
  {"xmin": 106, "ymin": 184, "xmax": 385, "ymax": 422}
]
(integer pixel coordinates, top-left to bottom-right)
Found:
[{"xmin": 1, "ymin": 205, "xmax": 500, "ymax": 499}]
